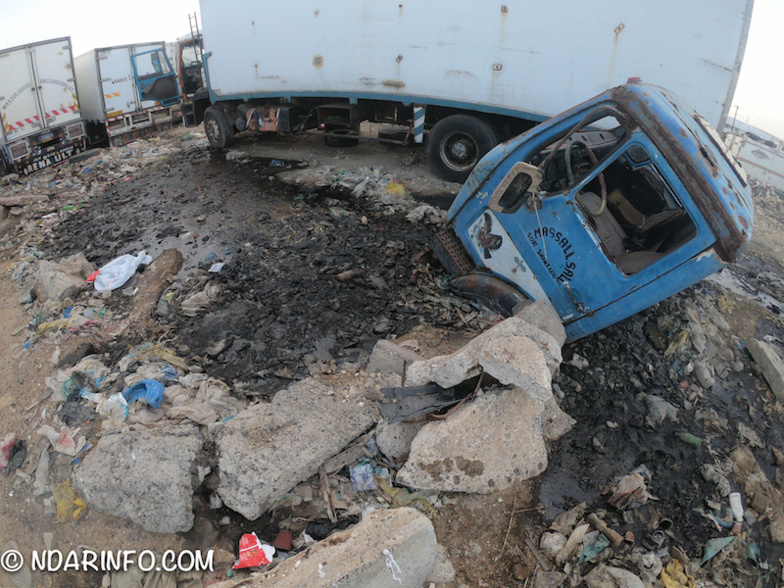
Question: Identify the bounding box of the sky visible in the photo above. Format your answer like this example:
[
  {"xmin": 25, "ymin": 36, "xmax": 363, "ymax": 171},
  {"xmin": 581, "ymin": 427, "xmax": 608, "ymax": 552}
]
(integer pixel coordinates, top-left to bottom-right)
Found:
[{"xmin": 2, "ymin": 0, "xmax": 782, "ymax": 139}]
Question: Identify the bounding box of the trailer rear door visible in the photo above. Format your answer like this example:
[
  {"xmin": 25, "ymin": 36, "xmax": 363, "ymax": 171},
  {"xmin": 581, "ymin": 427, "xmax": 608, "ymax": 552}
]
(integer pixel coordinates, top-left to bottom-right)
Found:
[
  {"xmin": 32, "ymin": 39, "xmax": 81, "ymax": 130},
  {"xmin": 99, "ymin": 47, "xmax": 138, "ymax": 117},
  {"xmin": 1, "ymin": 47, "xmax": 41, "ymax": 142}
]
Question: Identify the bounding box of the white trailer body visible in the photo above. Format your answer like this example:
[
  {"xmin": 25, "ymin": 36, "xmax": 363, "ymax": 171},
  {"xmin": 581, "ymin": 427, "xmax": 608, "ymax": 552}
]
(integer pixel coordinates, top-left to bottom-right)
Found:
[
  {"xmin": 726, "ymin": 131, "xmax": 784, "ymax": 194},
  {"xmin": 0, "ymin": 37, "xmax": 86, "ymax": 175},
  {"xmin": 75, "ymin": 43, "xmax": 181, "ymax": 146},
  {"xmin": 196, "ymin": 0, "xmax": 753, "ymax": 181}
]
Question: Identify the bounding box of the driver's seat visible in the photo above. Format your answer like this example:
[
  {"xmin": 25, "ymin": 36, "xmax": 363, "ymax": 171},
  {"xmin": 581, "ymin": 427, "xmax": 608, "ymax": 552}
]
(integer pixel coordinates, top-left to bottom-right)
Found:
[{"xmin": 576, "ymin": 191, "xmax": 663, "ymax": 274}]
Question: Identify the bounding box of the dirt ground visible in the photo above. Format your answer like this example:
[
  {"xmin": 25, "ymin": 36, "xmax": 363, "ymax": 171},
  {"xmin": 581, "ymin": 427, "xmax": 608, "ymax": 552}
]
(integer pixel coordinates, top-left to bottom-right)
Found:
[{"xmin": 1, "ymin": 124, "xmax": 784, "ymax": 587}]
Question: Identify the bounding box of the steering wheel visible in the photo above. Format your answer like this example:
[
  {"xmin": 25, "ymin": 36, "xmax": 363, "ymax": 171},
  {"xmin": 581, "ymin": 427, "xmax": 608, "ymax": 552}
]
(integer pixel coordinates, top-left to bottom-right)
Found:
[{"xmin": 565, "ymin": 141, "xmax": 608, "ymax": 216}]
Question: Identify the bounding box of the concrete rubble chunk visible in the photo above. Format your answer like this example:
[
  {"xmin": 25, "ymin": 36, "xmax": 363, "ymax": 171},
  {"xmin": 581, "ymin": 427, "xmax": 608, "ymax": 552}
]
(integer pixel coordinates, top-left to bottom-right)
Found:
[
  {"xmin": 731, "ymin": 445, "xmax": 784, "ymax": 543},
  {"xmin": 223, "ymin": 507, "xmax": 437, "ymax": 588},
  {"xmin": 129, "ymin": 248, "xmax": 183, "ymax": 322},
  {"xmin": 72, "ymin": 425, "xmax": 204, "ymax": 533},
  {"xmin": 406, "ymin": 316, "xmax": 555, "ymax": 402},
  {"xmin": 366, "ymin": 339, "xmax": 425, "ymax": 376},
  {"xmin": 376, "ymin": 421, "xmax": 425, "ymax": 462},
  {"xmin": 397, "ymin": 387, "xmax": 548, "ymax": 492},
  {"xmin": 33, "ymin": 253, "xmax": 93, "ymax": 303},
  {"xmin": 541, "ymin": 396, "xmax": 576, "ymax": 442},
  {"xmin": 747, "ymin": 339, "xmax": 784, "ymax": 404},
  {"xmin": 211, "ymin": 377, "xmax": 374, "ymax": 520},
  {"xmin": 515, "ymin": 299, "xmax": 567, "ymax": 348}
]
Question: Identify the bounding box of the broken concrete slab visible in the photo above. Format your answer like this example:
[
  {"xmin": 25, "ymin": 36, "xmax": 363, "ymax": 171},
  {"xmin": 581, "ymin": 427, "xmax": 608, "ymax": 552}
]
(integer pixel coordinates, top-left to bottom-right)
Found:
[
  {"xmin": 541, "ymin": 397, "xmax": 576, "ymax": 442},
  {"xmin": 514, "ymin": 299, "xmax": 567, "ymax": 348},
  {"xmin": 406, "ymin": 316, "xmax": 557, "ymax": 402},
  {"xmin": 747, "ymin": 339, "xmax": 784, "ymax": 404},
  {"xmin": 129, "ymin": 248, "xmax": 183, "ymax": 325},
  {"xmin": 366, "ymin": 339, "xmax": 424, "ymax": 376},
  {"xmin": 731, "ymin": 445, "xmax": 784, "ymax": 543},
  {"xmin": 376, "ymin": 421, "xmax": 425, "ymax": 462},
  {"xmin": 72, "ymin": 425, "xmax": 204, "ymax": 533},
  {"xmin": 33, "ymin": 253, "xmax": 93, "ymax": 303},
  {"xmin": 211, "ymin": 378, "xmax": 374, "ymax": 520},
  {"xmin": 226, "ymin": 507, "xmax": 436, "ymax": 588},
  {"xmin": 396, "ymin": 387, "xmax": 548, "ymax": 492}
]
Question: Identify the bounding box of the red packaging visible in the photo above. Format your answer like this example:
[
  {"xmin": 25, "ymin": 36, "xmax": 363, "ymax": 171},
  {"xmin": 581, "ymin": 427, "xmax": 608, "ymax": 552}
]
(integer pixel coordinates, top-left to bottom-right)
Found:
[{"xmin": 233, "ymin": 532, "xmax": 275, "ymax": 569}]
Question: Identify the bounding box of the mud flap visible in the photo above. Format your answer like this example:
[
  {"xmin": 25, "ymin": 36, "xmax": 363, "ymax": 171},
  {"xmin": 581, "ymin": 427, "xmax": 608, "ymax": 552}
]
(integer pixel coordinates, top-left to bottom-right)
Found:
[{"xmin": 450, "ymin": 273, "xmax": 529, "ymax": 317}]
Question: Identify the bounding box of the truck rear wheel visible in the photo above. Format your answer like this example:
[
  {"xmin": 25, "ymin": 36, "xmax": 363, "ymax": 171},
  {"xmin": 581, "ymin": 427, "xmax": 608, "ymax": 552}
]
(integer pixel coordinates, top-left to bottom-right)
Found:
[
  {"xmin": 426, "ymin": 115, "xmax": 498, "ymax": 183},
  {"xmin": 204, "ymin": 106, "xmax": 235, "ymax": 149}
]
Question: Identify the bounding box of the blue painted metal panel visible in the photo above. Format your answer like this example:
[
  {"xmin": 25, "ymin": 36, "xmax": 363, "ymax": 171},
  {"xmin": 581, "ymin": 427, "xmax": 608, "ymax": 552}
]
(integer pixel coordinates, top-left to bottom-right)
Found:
[{"xmin": 446, "ymin": 83, "xmax": 754, "ymax": 340}]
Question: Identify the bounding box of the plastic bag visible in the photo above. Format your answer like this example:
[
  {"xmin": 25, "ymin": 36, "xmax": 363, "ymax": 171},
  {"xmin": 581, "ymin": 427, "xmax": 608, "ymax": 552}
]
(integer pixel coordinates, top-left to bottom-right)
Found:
[
  {"xmin": 233, "ymin": 532, "xmax": 275, "ymax": 569},
  {"xmin": 93, "ymin": 251, "xmax": 152, "ymax": 293},
  {"xmin": 54, "ymin": 479, "xmax": 87, "ymax": 523},
  {"xmin": 122, "ymin": 379, "xmax": 164, "ymax": 409}
]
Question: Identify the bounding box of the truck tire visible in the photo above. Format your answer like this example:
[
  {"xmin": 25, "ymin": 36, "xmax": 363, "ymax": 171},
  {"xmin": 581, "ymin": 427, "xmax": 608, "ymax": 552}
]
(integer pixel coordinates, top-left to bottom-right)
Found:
[
  {"xmin": 204, "ymin": 106, "xmax": 235, "ymax": 149},
  {"xmin": 426, "ymin": 115, "xmax": 498, "ymax": 183}
]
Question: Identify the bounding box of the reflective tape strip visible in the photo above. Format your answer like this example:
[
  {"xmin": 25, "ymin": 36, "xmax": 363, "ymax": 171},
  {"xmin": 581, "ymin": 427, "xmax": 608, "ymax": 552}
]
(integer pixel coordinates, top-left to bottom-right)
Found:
[
  {"xmin": 413, "ymin": 106, "xmax": 425, "ymax": 144},
  {"xmin": 104, "ymin": 92, "xmax": 121, "ymax": 99}
]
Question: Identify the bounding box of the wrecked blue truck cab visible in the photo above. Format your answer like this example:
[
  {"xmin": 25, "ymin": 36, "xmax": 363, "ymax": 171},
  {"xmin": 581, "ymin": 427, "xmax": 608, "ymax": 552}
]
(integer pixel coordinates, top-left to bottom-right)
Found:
[{"xmin": 437, "ymin": 83, "xmax": 753, "ymax": 341}]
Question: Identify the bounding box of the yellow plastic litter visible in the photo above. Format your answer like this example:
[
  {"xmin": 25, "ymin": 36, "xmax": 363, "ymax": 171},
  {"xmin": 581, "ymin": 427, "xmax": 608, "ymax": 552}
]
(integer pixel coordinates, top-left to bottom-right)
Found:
[
  {"xmin": 124, "ymin": 343, "xmax": 189, "ymax": 371},
  {"xmin": 54, "ymin": 479, "xmax": 87, "ymax": 523},
  {"xmin": 376, "ymin": 478, "xmax": 436, "ymax": 517},
  {"xmin": 385, "ymin": 182, "xmax": 406, "ymax": 197},
  {"xmin": 37, "ymin": 318, "xmax": 71, "ymax": 335},
  {"xmin": 661, "ymin": 560, "xmax": 696, "ymax": 588},
  {"xmin": 664, "ymin": 330, "xmax": 690, "ymax": 359}
]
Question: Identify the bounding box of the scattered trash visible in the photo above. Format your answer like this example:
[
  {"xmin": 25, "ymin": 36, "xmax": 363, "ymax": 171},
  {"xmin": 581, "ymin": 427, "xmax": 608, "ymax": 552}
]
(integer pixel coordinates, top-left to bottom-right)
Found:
[
  {"xmin": 97, "ymin": 393, "xmax": 129, "ymax": 426},
  {"xmin": 272, "ymin": 529, "xmax": 293, "ymax": 551},
  {"xmin": 93, "ymin": 250, "xmax": 152, "ymax": 292},
  {"xmin": 349, "ymin": 462, "xmax": 379, "ymax": 492},
  {"xmin": 0, "ymin": 433, "xmax": 18, "ymax": 470},
  {"xmin": 377, "ymin": 382, "xmax": 473, "ymax": 424},
  {"xmin": 675, "ymin": 431, "xmax": 703, "ymax": 448},
  {"xmin": 305, "ymin": 516, "xmax": 359, "ymax": 541},
  {"xmin": 699, "ymin": 536, "xmax": 735, "ymax": 568},
  {"xmin": 233, "ymin": 532, "xmax": 275, "ymax": 569},
  {"xmin": 37, "ymin": 425, "xmax": 86, "ymax": 456},
  {"xmin": 660, "ymin": 560, "xmax": 696, "ymax": 588},
  {"xmin": 208, "ymin": 262, "xmax": 225, "ymax": 273},
  {"xmin": 122, "ymin": 379, "xmax": 164, "ymax": 409},
  {"xmin": 729, "ymin": 491, "xmax": 744, "ymax": 535},
  {"xmin": 607, "ymin": 470, "xmax": 651, "ymax": 510},
  {"xmin": 53, "ymin": 479, "xmax": 87, "ymax": 523}
]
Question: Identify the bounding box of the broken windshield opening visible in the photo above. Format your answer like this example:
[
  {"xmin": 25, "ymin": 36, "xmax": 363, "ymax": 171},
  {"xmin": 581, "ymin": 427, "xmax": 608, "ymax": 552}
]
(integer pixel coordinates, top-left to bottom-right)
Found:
[
  {"xmin": 574, "ymin": 143, "xmax": 698, "ymax": 275},
  {"xmin": 528, "ymin": 111, "xmax": 627, "ymax": 195},
  {"xmin": 487, "ymin": 110, "xmax": 627, "ymax": 217}
]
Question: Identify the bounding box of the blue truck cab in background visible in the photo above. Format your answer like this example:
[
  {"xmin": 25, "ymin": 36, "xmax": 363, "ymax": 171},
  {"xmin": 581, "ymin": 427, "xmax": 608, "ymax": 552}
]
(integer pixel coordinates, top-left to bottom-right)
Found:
[{"xmin": 437, "ymin": 83, "xmax": 753, "ymax": 341}]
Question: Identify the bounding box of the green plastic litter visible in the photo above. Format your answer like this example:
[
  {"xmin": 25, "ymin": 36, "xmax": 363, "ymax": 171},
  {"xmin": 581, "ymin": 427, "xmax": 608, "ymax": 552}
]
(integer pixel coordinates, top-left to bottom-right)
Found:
[{"xmin": 676, "ymin": 431, "xmax": 703, "ymax": 447}]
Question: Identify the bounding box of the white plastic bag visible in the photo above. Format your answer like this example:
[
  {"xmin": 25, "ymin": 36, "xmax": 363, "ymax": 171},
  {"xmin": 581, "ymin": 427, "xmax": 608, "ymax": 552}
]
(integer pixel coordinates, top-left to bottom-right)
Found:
[{"xmin": 93, "ymin": 251, "xmax": 152, "ymax": 292}]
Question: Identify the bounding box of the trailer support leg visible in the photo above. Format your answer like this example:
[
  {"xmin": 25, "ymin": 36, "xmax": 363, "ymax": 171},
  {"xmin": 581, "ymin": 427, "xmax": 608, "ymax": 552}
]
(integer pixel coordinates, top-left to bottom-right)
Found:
[{"xmin": 414, "ymin": 106, "xmax": 425, "ymax": 144}]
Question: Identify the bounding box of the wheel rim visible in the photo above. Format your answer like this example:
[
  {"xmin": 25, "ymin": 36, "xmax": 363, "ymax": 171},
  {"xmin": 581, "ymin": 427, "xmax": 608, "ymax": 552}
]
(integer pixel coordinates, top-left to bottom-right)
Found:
[
  {"xmin": 439, "ymin": 131, "xmax": 480, "ymax": 173},
  {"xmin": 205, "ymin": 117, "xmax": 221, "ymax": 144}
]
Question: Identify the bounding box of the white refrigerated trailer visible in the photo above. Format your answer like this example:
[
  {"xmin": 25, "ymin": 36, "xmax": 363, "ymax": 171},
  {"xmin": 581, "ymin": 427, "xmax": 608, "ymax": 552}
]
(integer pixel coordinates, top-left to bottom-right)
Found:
[
  {"xmin": 0, "ymin": 37, "xmax": 86, "ymax": 175},
  {"xmin": 191, "ymin": 0, "xmax": 753, "ymax": 182},
  {"xmin": 74, "ymin": 43, "xmax": 181, "ymax": 146}
]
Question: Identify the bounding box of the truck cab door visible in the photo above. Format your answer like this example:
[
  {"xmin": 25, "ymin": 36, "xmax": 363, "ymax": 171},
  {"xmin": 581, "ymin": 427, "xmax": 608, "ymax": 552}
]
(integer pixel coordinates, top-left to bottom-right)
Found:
[
  {"xmin": 464, "ymin": 106, "xmax": 717, "ymax": 336},
  {"xmin": 131, "ymin": 48, "xmax": 180, "ymax": 108}
]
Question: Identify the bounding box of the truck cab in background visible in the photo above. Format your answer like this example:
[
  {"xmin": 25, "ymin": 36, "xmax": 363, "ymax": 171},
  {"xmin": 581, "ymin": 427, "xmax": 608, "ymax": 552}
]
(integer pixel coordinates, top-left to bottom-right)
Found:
[{"xmin": 437, "ymin": 83, "xmax": 753, "ymax": 340}]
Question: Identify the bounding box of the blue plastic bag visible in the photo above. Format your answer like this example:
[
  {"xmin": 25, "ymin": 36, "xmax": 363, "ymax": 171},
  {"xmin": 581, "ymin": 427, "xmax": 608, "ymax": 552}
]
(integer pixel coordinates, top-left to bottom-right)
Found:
[{"xmin": 122, "ymin": 379, "xmax": 164, "ymax": 409}]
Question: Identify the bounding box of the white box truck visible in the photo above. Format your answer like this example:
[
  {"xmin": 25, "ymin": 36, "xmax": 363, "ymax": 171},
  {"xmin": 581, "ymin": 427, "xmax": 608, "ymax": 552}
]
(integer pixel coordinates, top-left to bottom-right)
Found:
[
  {"xmin": 0, "ymin": 37, "xmax": 86, "ymax": 175},
  {"xmin": 191, "ymin": 0, "xmax": 753, "ymax": 182},
  {"xmin": 74, "ymin": 43, "xmax": 181, "ymax": 146}
]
